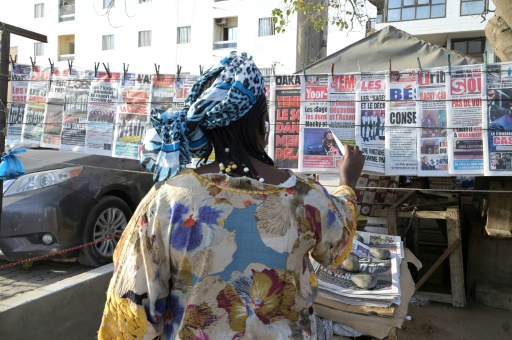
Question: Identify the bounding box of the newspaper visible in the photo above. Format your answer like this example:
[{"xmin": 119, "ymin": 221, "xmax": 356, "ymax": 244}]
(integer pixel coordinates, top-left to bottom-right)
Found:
[
  {"xmin": 313, "ymin": 240, "xmax": 401, "ymax": 304},
  {"xmin": 417, "ymin": 67, "xmax": 450, "ymax": 176},
  {"xmin": 41, "ymin": 68, "xmax": 68, "ymax": 148},
  {"xmin": 6, "ymin": 64, "xmax": 31, "ymax": 146},
  {"xmin": 327, "ymin": 73, "xmax": 358, "ymax": 145},
  {"xmin": 355, "ymin": 72, "xmax": 387, "ymax": 173},
  {"xmin": 356, "ymin": 231, "xmax": 404, "ymax": 259},
  {"xmin": 447, "ymin": 64, "xmax": 484, "ymax": 174},
  {"xmin": 22, "ymin": 66, "xmax": 50, "ymax": 147},
  {"xmin": 483, "ymin": 62, "xmax": 512, "ymax": 175},
  {"xmin": 269, "ymin": 75, "xmax": 301, "ymax": 171},
  {"xmin": 385, "ymin": 69, "xmax": 418, "ymax": 175}
]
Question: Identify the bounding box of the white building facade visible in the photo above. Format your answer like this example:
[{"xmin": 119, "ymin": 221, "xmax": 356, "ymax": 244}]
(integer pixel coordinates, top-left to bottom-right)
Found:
[
  {"xmin": 1, "ymin": 0, "xmax": 335, "ymax": 75},
  {"xmin": 369, "ymin": 0, "xmax": 497, "ymax": 62}
]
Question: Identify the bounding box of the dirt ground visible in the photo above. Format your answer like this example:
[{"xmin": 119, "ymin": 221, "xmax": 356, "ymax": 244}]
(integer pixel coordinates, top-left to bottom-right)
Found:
[{"xmin": 396, "ymin": 300, "xmax": 512, "ymax": 340}]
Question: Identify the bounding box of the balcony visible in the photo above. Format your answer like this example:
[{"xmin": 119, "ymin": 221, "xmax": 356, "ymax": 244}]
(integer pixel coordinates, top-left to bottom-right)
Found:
[
  {"xmin": 58, "ymin": 54, "xmax": 75, "ymax": 61},
  {"xmin": 59, "ymin": 3, "xmax": 75, "ymax": 22},
  {"xmin": 213, "ymin": 41, "xmax": 237, "ymax": 50}
]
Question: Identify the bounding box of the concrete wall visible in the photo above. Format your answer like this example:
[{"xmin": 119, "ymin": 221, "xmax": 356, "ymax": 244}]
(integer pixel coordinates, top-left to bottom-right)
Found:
[{"xmin": 0, "ymin": 264, "xmax": 113, "ymax": 340}]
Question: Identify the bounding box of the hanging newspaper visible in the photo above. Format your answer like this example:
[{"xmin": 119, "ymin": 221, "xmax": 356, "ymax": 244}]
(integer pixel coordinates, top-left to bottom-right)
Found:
[
  {"xmin": 269, "ymin": 75, "xmax": 301, "ymax": 171},
  {"xmin": 385, "ymin": 69, "xmax": 418, "ymax": 175},
  {"xmin": 417, "ymin": 67, "xmax": 449, "ymax": 176},
  {"xmin": 113, "ymin": 73, "xmax": 152, "ymax": 159},
  {"xmin": 41, "ymin": 68, "xmax": 68, "ymax": 148},
  {"xmin": 151, "ymin": 74, "xmax": 175, "ymax": 111},
  {"xmin": 355, "ymin": 72, "xmax": 386, "ymax": 173},
  {"xmin": 22, "ymin": 66, "xmax": 50, "ymax": 147},
  {"xmin": 327, "ymin": 73, "xmax": 358, "ymax": 145},
  {"xmin": 85, "ymin": 72, "xmax": 120, "ymax": 156},
  {"xmin": 6, "ymin": 64, "xmax": 31, "ymax": 145},
  {"xmin": 447, "ymin": 65, "xmax": 484, "ymax": 174},
  {"xmin": 483, "ymin": 62, "xmax": 512, "ymax": 175},
  {"xmin": 61, "ymin": 69, "xmax": 93, "ymax": 152},
  {"xmin": 172, "ymin": 75, "xmax": 196, "ymax": 111},
  {"xmin": 300, "ymin": 75, "xmax": 340, "ymax": 173}
]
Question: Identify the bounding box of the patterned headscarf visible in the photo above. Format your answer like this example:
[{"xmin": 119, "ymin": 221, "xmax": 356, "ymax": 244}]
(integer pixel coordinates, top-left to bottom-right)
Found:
[{"xmin": 140, "ymin": 52, "xmax": 265, "ymax": 182}]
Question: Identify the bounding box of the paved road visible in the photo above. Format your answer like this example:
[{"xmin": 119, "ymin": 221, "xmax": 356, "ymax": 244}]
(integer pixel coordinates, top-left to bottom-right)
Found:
[{"xmin": 0, "ymin": 259, "xmax": 92, "ymax": 301}]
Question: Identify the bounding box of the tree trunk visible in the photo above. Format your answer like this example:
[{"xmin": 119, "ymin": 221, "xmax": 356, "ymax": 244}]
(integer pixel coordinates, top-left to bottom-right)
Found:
[{"xmin": 487, "ymin": 0, "xmax": 512, "ymax": 61}]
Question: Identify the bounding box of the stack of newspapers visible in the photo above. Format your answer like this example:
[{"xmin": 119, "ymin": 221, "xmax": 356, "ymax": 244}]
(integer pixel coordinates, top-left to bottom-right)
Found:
[{"xmin": 313, "ymin": 231, "xmax": 404, "ymax": 309}]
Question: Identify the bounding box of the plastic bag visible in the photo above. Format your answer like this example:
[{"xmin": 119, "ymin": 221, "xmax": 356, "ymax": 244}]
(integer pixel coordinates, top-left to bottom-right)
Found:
[{"xmin": 0, "ymin": 148, "xmax": 26, "ymax": 180}]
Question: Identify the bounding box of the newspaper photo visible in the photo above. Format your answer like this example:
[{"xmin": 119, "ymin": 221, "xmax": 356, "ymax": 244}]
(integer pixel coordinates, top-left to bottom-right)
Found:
[
  {"xmin": 483, "ymin": 62, "xmax": 512, "ymax": 175},
  {"xmin": 151, "ymin": 74, "xmax": 175, "ymax": 111}
]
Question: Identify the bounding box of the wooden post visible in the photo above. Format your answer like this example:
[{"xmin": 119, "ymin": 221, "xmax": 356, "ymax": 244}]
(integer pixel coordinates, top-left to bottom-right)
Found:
[{"xmin": 446, "ymin": 207, "xmax": 466, "ymax": 307}]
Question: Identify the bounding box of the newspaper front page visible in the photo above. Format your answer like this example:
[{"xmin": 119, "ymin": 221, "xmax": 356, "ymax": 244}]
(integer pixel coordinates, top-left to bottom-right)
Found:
[
  {"xmin": 7, "ymin": 64, "xmax": 31, "ymax": 145},
  {"xmin": 41, "ymin": 68, "xmax": 68, "ymax": 148},
  {"xmin": 22, "ymin": 67, "xmax": 50, "ymax": 147}
]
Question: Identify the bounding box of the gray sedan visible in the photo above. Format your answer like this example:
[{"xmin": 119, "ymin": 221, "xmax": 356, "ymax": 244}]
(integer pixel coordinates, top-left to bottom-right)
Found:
[{"xmin": 1, "ymin": 148, "xmax": 154, "ymax": 267}]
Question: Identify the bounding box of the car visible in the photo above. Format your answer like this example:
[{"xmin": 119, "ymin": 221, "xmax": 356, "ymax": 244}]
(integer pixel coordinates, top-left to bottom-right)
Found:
[{"xmin": 1, "ymin": 148, "xmax": 155, "ymax": 267}]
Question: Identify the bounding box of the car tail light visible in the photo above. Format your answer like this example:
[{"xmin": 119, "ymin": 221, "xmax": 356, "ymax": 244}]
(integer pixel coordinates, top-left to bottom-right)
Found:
[{"xmin": 3, "ymin": 166, "xmax": 84, "ymax": 196}]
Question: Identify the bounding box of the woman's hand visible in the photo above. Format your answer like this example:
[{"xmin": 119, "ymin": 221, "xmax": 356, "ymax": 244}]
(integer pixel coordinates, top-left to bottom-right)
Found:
[{"xmin": 336, "ymin": 144, "xmax": 365, "ymax": 190}]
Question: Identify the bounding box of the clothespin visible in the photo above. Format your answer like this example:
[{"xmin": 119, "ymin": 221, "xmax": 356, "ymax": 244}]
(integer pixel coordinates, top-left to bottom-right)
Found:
[
  {"xmin": 447, "ymin": 55, "xmax": 451, "ymax": 75},
  {"xmin": 389, "ymin": 59, "xmax": 392, "ymax": 73},
  {"xmin": 302, "ymin": 63, "xmax": 306, "ymax": 78},
  {"xmin": 102, "ymin": 62, "xmax": 111, "ymax": 78},
  {"xmin": 9, "ymin": 55, "xmax": 17, "ymax": 70},
  {"xmin": 154, "ymin": 63, "xmax": 161, "ymax": 81},
  {"xmin": 30, "ymin": 57, "xmax": 37, "ymax": 71},
  {"xmin": 417, "ymin": 57, "xmax": 423, "ymax": 75},
  {"xmin": 67, "ymin": 60, "xmax": 73, "ymax": 75},
  {"xmin": 199, "ymin": 65, "xmax": 204, "ymax": 76},
  {"xmin": 358, "ymin": 61, "xmax": 361, "ymax": 74},
  {"xmin": 94, "ymin": 62, "xmax": 100, "ymax": 77},
  {"xmin": 123, "ymin": 63, "xmax": 129, "ymax": 79},
  {"xmin": 330, "ymin": 62, "xmax": 334, "ymax": 77},
  {"xmin": 48, "ymin": 58, "xmax": 54, "ymax": 74},
  {"xmin": 483, "ymin": 50, "xmax": 488, "ymax": 72},
  {"xmin": 176, "ymin": 65, "xmax": 182, "ymax": 81}
]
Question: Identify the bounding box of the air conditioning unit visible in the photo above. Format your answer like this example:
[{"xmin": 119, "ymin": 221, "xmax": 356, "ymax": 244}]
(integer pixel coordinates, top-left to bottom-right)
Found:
[{"xmin": 215, "ymin": 18, "xmax": 228, "ymax": 26}]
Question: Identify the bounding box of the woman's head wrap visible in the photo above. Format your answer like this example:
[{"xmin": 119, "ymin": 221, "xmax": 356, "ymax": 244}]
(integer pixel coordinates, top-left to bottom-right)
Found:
[{"xmin": 140, "ymin": 51, "xmax": 265, "ymax": 182}]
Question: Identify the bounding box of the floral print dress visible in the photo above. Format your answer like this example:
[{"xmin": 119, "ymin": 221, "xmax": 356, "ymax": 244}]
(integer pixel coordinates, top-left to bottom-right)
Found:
[{"xmin": 98, "ymin": 170, "xmax": 356, "ymax": 339}]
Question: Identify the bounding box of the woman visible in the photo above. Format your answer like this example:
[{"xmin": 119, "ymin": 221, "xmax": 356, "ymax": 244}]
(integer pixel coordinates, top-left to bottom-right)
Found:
[{"xmin": 98, "ymin": 52, "xmax": 364, "ymax": 339}]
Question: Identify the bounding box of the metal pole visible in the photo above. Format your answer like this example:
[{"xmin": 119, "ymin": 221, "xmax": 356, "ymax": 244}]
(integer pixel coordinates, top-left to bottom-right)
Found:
[{"xmin": 0, "ymin": 29, "xmax": 10, "ymax": 222}]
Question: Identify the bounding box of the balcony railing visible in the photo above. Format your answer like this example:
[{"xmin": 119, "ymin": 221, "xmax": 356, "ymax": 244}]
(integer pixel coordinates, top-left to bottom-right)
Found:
[
  {"xmin": 59, "ymin": 4, "xmax": 75, "ymax": 22},
  {"xmin": 58, "ymin": 54, "xmax": 75, "ymax": 61},
  {"xmin": 213, "ymin": 41, "xmax": 237, "ymax": 50}
]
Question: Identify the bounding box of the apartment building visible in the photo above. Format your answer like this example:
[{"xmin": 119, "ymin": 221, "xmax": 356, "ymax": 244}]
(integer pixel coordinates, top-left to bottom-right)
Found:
[
  {"xmin": 368, "ymin": 0, "xmax": 497, "ymax": 62},
  {"xmin": 1, "ymin": 0, "xmax": 333, "ymax": 75}
]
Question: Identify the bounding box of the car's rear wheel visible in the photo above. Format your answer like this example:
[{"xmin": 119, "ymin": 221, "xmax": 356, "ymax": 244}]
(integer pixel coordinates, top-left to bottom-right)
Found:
[{"xmin": 78, "ymin": 196, "xmax": 131, "ymax": 267}]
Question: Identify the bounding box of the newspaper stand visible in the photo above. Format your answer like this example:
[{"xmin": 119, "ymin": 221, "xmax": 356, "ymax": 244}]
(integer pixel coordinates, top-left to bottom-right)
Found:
[{"xmin": 387, "ymin": 190, "xmax": 466, "ymax": 307}]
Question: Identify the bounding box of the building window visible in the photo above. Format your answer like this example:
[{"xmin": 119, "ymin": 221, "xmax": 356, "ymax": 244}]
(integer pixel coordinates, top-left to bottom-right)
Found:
[
  {"xmin": 214, "ymin": 17, "xmax": 238, "ymax": 49},
  {"xmin": 258, "ymin": 18, "xmax": 275, "ymax": 37},
  {"xmin": 138, "ymin": 30, "xmax": 152, "ymax": 47},
  {"xmin": 461, "ymin": 0, "xmax": 485, "ymax": 16},
  {"xmin": 387, "ymin": 0, "xmax": 446, "ymax": 22},
  {"xmin": 177, "ymin": 26, "xmax": 191, "ymax": 44},
  {"xmin": 34, "ymin": 42, "xmax": 44, "ymax": 56},
  {"xmin": 102, "ymin": 35, "xmax": 115, "ymax": 50},
  {"xmin": 58, "ymin": 34, "xmax": 75, "ymax": 61},
  {"xmin": 34, "ymin": 3, "xmax": 44, "ymax": 18},
  {"xmin": 451, "ymin": 38, "xmax": 485, "ymax": 61},
  {"xmin": 59, "ymin": 0, "xmax": 75, "ymax": 22},
  {"xmin": 103, "ymin": 0, "xmax": 114, "ymax": 9}
]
